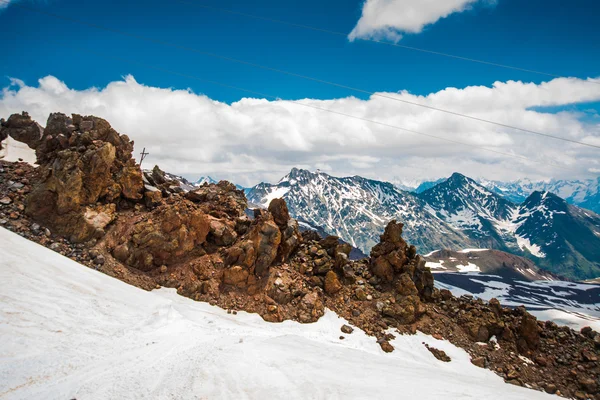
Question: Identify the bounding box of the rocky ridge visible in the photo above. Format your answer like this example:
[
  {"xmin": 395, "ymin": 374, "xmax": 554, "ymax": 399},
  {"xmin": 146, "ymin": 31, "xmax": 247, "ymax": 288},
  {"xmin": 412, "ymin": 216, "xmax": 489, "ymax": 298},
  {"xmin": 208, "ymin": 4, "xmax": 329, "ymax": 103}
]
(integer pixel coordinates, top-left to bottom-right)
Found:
[{"xmin": 1, "ymin": 112, "xmax": 599, "ymax": 400}]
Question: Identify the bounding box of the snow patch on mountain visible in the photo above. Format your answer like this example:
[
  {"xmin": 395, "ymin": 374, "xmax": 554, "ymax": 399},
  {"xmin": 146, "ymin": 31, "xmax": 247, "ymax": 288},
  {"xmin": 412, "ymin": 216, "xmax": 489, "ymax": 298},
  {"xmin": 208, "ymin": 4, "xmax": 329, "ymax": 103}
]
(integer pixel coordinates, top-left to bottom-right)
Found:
[{"xmin": 515, "ymin": 234, "xmax": 546, "ymax": 258}]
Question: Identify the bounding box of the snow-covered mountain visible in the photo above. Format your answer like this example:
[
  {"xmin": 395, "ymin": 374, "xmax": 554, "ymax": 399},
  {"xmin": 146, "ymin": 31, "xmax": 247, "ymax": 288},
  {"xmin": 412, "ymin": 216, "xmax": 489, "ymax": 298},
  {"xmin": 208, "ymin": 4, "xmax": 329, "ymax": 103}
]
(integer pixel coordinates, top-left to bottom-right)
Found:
[
  {"xmin": 246, "ymin": 168, "xmax": 473, "ymax": 254},
  {"xmin": 418, "ymin": 174, "xmax": 600, "ymax": 279},
  {"xmin": 247, "ymin": 169, "xmax": 600, "ymax": 280},
  {"xmin": 193, "ymin": 176, "xmax": 218, "ymax": 186},
  {"xmin": 417, "ymin": 173, "xmax": 515, "ymax": 250},
  {"xmin": 478, "ymin": 177, "xmax": 600, "ymax": 214},
  {"xmin": 414, "ymin": 178, "xmax": 447, "ymax": 194},
  {"xmin": 511, "ymin": 191, "xmax": 600, "ymax": 279}
]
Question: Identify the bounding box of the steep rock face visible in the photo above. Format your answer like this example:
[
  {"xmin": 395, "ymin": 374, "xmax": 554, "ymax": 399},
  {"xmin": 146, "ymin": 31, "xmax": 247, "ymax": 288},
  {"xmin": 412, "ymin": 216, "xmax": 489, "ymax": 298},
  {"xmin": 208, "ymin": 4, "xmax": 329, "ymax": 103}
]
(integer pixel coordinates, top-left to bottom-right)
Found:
[
  {"xmin": 0, "ymin": 112, "xmax": 44, "ymax": 149},
  {"xmin": 247, "ymin": 168, "xmax": 473, "ymax": 255},
  {"xmin": 18, "ymin": 112, "xmax": 144, "ymax": 242}
]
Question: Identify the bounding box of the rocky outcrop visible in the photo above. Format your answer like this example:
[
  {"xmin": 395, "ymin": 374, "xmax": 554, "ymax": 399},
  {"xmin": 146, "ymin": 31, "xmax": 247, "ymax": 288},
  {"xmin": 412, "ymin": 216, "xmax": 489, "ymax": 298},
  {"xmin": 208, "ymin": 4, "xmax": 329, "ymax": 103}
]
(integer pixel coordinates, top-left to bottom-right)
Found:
[
  {"xmin": 369, "ymin": 220, "xmax": 434, "ymax": 324},
  {"xmin": 108, "ymin": 200, "xmax": 211, "ymax": 271},
  {"xmin": 223, "ymin": 200, "xmax": 301, "ymax": 283},
  {"xmin": 0, "ymin": 112, "xmax": 44, "ymax": 149},
  {"xmin": 14, "ymin": 112, "xmax": 144, "ymax": 242},
  {"xmin": 186, "ymin": 181, "xmax": 247, "ymax": 219}
]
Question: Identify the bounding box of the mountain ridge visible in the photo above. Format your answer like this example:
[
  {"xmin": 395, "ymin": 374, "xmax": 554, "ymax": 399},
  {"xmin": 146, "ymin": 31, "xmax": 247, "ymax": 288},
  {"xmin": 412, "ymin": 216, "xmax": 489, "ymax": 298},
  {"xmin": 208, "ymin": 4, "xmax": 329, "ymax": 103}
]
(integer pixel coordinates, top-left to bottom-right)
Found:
[{"xmin": 248, "ymin": 169, "xmax": 600, "ymax": 280}]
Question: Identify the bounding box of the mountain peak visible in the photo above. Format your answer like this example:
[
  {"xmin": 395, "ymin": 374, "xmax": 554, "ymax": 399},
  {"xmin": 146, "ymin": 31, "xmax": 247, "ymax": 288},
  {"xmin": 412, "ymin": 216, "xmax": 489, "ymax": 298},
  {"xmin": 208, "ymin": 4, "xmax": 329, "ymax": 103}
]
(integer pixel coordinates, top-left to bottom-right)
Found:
[
  {"xmin": 448, "ymin": 172, "xmax": 473, "ymax": 185},
  {"xmin": 194, "ymin": 176, "xmax": 218, "ymax": 186}
]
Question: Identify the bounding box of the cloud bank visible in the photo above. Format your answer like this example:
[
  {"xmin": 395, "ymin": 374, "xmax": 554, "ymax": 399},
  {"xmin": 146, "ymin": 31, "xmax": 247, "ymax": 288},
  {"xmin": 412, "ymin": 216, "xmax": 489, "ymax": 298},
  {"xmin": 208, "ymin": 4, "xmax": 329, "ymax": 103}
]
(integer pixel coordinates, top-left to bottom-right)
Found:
[
  {"xmin": 1, "ymin": 75, "xmax": 599, "ymax": 187},
  {"xmin": 349, "ymin": 0, "xmax": 489, "ymax": 43}
]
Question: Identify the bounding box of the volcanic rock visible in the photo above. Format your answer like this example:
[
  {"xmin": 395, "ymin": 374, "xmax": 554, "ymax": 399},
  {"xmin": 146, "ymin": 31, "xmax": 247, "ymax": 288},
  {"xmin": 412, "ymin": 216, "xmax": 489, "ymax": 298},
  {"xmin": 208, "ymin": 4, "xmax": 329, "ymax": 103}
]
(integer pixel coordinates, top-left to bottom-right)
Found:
[{"xmin": 0, "ymin": 112, "xmax": 44, "ymax": 149}]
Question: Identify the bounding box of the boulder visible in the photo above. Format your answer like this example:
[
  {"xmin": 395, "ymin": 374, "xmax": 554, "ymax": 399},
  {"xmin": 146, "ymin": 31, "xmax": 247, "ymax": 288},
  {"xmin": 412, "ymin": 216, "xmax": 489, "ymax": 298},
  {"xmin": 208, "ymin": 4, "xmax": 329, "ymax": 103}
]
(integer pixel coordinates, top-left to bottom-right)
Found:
[
  {"xmin": 0, "ymin": 111, "xmax": 44, "ymax": 149},
  {"xmin": 324, "ymin": 271, "xmax": 342, "ymax": 294}
]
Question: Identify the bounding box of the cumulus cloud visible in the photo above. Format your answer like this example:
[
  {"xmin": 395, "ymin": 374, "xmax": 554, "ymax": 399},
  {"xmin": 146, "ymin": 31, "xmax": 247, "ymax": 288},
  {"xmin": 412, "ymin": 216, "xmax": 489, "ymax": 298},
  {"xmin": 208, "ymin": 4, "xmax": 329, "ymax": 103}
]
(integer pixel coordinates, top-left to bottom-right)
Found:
[
  {"xmin": 1, "ymin": 74, "xmax": 599, "ymax": 187},
  {"xmin": 349, "ymin": 0, "xmax": 491, "ymax": 42}
]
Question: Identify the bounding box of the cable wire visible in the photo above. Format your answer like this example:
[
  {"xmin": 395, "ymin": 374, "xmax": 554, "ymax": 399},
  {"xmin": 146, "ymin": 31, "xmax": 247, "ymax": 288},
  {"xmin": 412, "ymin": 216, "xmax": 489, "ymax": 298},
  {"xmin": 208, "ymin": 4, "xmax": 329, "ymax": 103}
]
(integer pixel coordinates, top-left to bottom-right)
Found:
[
  {"xmin": 4, "ymin": 0, "xmax": 600, "ymax": 151},
  {"xmin": 174, "ymin": 0, "xmax": 600, "ymax": 85}
]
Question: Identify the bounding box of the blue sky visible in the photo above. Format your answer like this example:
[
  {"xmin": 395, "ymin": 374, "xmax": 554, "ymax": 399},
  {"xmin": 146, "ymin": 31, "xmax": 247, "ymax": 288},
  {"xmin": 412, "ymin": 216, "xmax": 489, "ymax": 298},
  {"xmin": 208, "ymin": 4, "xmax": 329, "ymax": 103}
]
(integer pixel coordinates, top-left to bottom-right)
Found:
[
  {"xmin": 1, "ymin": 0, "xmax": 599, "ymax": 185},
  {"xmin": 1, "ymin": 0, "xmax": 599, "ymax": 103}
]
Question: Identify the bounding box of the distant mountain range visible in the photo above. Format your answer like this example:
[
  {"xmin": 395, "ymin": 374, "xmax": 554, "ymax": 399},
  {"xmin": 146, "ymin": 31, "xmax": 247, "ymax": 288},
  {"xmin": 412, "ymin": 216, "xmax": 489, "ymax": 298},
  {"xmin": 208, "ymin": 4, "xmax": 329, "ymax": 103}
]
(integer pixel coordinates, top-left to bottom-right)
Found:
[
  {"xmin": 246, "ymin": 169, "xmax": 600, "ymax": 280},
  {"xmin": 246, "ymin": 168, "xmax": 473, "ymax": 255},
  {"xmin": 411, "ymin": 176, "xmax": 600, "ymax": 214}
]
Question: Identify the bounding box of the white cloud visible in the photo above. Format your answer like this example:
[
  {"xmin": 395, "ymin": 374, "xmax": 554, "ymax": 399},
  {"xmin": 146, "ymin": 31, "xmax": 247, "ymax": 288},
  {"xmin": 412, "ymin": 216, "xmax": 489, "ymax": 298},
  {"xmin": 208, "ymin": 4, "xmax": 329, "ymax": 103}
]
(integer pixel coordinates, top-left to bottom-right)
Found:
[
  {"xmin": 349, "ymin": 0, "xmax": 490, "ymax": 43},
  {"xmin": 0, "ymin": 0, "xmax": 13, "ymax": 9},
  {"xmin": 1, "ymin": 74, "xmax": 599, "ymax": 187}
]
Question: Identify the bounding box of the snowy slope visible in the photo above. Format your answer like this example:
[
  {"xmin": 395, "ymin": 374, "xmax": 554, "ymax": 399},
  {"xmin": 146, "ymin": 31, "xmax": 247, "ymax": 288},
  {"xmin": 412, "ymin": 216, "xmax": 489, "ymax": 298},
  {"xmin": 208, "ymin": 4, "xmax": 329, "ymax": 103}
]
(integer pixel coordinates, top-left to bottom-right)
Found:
[
  {"xmin": 246, "ymin": 168, "xmax": 472, "ymax": 254},
  {"xmin": 0, "ymin": 227, "xmax": 552, "ymax": 400},
  {"xmin": 0, "ymin": 137, "xmax": 37, "ymax": 165}
]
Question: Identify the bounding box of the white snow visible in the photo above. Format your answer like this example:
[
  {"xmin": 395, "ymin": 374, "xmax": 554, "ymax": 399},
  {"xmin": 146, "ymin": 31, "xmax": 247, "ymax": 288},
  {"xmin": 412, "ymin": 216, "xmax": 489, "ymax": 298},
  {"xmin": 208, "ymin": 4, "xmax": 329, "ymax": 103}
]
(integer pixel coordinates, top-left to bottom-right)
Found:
[
  {"xmin": 455, "ymin": 263, "xmax": 482, "ymax": 273},
  {"xmin": 423, "ymin": 249, "xmax": 440, "ymax": 257},
  {"xmin": 528, "ymin": 309, "xmax": 600, "ymax": 332},
  {"xmin": 425, "ymin": 260, "xmax": 447, "ymax": 270},
  {"xmin": 0, "ymin": 137, "xmax": 37, "ymax": 166},
  {"xmin": 458, "ymin": 248, "xmax": 489, "ymax": 253},
  {"xmin": 262, "ymin": 186, "xmax": 291, "ymax": 206},
  {"xmin": 0, "ymin": 227, "xmax": 553, "ymax": 400},
  {"xmin": 515, "ymin": 235, "xmax": 546, "ymax": 258}
]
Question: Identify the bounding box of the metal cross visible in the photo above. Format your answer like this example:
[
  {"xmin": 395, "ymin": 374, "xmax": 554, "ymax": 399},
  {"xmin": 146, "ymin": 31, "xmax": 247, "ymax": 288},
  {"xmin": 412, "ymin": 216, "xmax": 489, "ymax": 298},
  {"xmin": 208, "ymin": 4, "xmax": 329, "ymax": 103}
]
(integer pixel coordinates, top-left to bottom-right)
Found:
[{"xmin": 140, "ymin": 147, "xmax": 149, "ymax": 167}]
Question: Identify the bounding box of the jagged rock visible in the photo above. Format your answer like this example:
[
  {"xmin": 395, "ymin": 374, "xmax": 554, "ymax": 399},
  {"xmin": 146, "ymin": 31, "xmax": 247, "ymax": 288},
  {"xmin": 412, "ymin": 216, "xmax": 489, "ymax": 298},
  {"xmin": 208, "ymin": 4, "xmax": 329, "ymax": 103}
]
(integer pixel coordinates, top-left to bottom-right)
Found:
[
  {"xmin": 370, "ymin": 220, "xmax": 434, "ymax": 301},
  {"xmin": 251, "ymin": 214, "xmax": 281, "ymax": 276},
  {"xmin": 425, "ymin": 344, "xmax": 451, "ymax": 362},
  {"xmin": 380, "ymin": 340, "xmax": 394, "ymax": 353},
  {"xmin": 0, "ymin": 112, "xmax": 44, "ymax": 149},
  {"xmin": 268, "ymin": 199, "xmax": 301, "ymax": 262},
  {"xmin": 110, "ymin": 202, "xmax": 210, "ymax": 271},
  {"xmin": 208, "ymin": 219, "xmax": 237, "ymax": 246},
  {"xmin": 224, "ymin": 211, "xmax": 281, "ymax": 277},
  {"xmin": 471, "ymin": 356, "xmax": 486, "ymax": 368},
  {"xmin": 324, "ymin": 271, "xmax": 342, "ymax": 294},
  {"xmin": 382, "ymin": 295, "xmax": 423, "ymax": 324},
  {"xmin": 578, "ymin": 377, "xmax": 597, "ymax": 394},
  {"xmin": 144, "ymin": 189, "xmax": 162, "ymax": 209},
  {"xmin": 341, "ymin": 324, "xmax": 354, "ymax": 334},
  {"xmin": 186, "ymin": 181, "xmax": 247, "ymax": 218},
  {"xmin": 297, "ymin": 290, "xmax": 324, "ymax": 323},
  {"xmin": 517, "ymin": 313, "xmax": 541, "ymax": 354},
  {"xmin": 18, "ymin": 113, "xmax": 143, "ymax": 242},
  {"xmin": 223, "ymin": 266, "xmax": 249, "ymax": 288},
  {"xmin": 268, "ymin": 198, "xmax": 290, "ymax": 226},
  {"xmin": 396, "ymin": 273, "xmax": 418, "ymax": 296}
]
